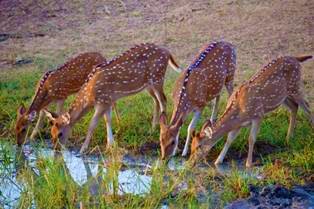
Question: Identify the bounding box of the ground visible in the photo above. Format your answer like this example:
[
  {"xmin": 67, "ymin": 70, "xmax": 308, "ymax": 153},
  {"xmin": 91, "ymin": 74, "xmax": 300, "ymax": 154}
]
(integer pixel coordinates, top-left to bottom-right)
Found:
[{"xmin": 0, "ymin": 0, "xmax": 313, "ymax": 208}]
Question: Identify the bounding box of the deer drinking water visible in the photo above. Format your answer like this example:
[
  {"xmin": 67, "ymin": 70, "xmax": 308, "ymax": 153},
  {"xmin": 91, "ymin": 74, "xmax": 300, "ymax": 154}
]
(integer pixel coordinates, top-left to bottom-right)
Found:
[
  {"xmin": 15, "ymin": 52, "xmax": 107, "ymax": 146},
  {"xmin": 159, "ymin": 41, "xmax": 236, "ymax": 159},
  {"xmin": 43, "ymin": 43, "xmax": 181, "ymax": 153},
  {"xmin": 190, "ymin": 56, "xmax": 313, "ymax": 168}
]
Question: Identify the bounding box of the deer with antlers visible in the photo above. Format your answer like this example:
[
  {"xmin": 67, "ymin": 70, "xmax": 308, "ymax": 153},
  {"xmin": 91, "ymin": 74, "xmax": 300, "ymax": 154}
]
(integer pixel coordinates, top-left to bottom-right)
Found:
[
  {"xmin": 15, "ymin": 52, "xmax": 107, "ymax": 146},
  {"xmin": 159, "ymin": 41, "xmax": 236, "ymax": 159},
  {"xmin": 43, "ymin": 43, "xmax": 181, "ymax": 153},
  {"xmin": 190, "ymin": 55, "xmax": 313, "ymax": 168}
]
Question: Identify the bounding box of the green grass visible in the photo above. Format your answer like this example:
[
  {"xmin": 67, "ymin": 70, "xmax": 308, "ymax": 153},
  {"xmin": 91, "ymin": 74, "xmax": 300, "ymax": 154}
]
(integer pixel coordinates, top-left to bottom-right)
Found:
[
  {"xmin": 0, "ymin": 59, "xmax": 313, "ymax": 208},
  {"xmin": 1, "ymin": 0, "xmax": 313, "ymax": 207},
  {"xmin": 0, "ymin": 142, "xmax": 207, "ymax": 208}
]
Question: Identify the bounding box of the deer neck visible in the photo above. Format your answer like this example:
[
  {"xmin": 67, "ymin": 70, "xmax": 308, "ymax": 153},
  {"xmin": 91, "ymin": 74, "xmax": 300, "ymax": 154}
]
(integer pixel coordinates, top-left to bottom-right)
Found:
[
  {"xmin": 170, "ymin": 80, "xmax": 192, "ymax": 126},
  {"xmin": 170, "ymin": 42, "xmax": 221, "ymax": 127},
  {"xmin": 170, "ymin": 102, "xmax": 190, "ymax": 127},
  {"xmin": 27, "ymin": 89, "xmax": 49, "ymax": 115},
  {"xmin": 209, "ymin": 102, "xmax": 243, "ymax": 142},
  {"xmin": 27, "ymin": 71, "xmax": 55, "ymax": 115},
  {"xmin": 67, "ymin": 87, "xmax": 93, "ymax": 126}
]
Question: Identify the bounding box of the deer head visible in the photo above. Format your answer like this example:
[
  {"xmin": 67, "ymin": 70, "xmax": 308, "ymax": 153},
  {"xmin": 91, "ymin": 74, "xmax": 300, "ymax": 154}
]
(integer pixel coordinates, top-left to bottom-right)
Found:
[
  {"xmin": 159, "ymin": 112, "xmax": 183, "ymax": 159},
  {"xmin": 43, "ymin": 109, "xmax": 71, "ymax": 147},
  {"xmin": 15, "ymin": 105, "xmax": 36, "ymax": 146},
  {"xmin": 190, "ymin": 119, "xmax": 215, "ymax": 161}
]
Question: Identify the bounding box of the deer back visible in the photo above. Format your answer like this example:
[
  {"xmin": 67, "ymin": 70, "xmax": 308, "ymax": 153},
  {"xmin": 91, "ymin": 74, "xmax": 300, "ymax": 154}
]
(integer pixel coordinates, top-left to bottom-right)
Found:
[
  {"xmin": 28, "ymin": 52, "xmax": 105, "ymax": 113},
  {"xmin": 87, "ymin": 43, "xmax": 172, "ymax": 104},
  {"xmin": 238, "ymin": 57, "xmax": 302, "ymax": 115},
  {"xmin": 208, "ymin": 56, "xmax": 303, "ymax": 138},
  {"xmin": 67, "ymin": 43, "xmax": 173, "ymax": 115},
  {"xmin": 170, "ymin": 41, "xmax": 236, "ymax": 123}
]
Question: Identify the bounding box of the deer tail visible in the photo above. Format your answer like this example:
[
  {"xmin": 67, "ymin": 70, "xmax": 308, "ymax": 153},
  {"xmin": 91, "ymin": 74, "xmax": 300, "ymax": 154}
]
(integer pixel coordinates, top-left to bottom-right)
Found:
[
  {"xmin": 168, "ymin": 54, "xmax": 182, "ymax": 73},
  {"xmin": 295, "ymin": 55, "xmax": 313, "ymax": 62}
]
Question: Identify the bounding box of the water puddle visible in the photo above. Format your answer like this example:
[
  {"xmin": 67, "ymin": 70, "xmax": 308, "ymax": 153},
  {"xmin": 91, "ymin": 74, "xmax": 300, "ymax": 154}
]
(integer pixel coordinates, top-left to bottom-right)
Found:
[
  {"xmin": 0, "ymin": 144, "xmax": 153, "ymax": 208},
  {"xmin": 0, "ymin": 143, "xmax": 263, "ymax": 209},
  {"xmin": 215, "ymin": 162, "xmax": 264, "ymax": 180}
]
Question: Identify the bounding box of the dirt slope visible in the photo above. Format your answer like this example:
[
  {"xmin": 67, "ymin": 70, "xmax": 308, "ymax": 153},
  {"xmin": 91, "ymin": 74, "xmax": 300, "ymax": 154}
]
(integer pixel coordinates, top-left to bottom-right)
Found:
[{"xmin": 0, "ymin": 0, "xmax": 313, "ymax": 102}]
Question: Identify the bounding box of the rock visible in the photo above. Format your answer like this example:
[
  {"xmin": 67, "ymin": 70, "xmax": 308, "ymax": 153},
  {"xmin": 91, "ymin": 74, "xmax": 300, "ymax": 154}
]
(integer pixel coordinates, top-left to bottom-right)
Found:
[
  {"xmin": 273, "ymin": 185, "xmax": 291, "ymax": 199},
  {"xmin": 0, "ymin": 33, "xmax": 10, "ymax": 42},
  {"xmin": 292, "ymin": 185, "xmax": 314, "ymax": 200},
  {"xmin": 248, "ymin": 184, "xmax": 259, "ymax": 196},
  {"xmin": 248, "ymin": 196, "xmax": 260, "ymax": 205},
  {"xmin": 225, "ymin": 184, "xmax": 314, "ymax": 209},
  {"xmin": 259, "ymin": 185, "xmax": 272, "ymax": 197},
  {"xmin": 14, "ymin": 58, "xmax": 33, "ymax": 65},
  {"xmin": 224, "ymin": 200, "xmax": 251, "ymax": 209}
]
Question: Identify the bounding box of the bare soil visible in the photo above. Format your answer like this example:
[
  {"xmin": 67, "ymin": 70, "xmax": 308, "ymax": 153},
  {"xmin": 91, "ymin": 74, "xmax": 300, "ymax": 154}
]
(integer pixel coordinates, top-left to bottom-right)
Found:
[{"xmin": 1, "ymin": 0, "xmax": 313, "ymax": 103}]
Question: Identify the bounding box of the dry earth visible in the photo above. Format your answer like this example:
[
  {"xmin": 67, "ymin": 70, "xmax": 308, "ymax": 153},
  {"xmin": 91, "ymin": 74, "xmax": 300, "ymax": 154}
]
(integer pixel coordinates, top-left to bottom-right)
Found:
[{"xmin": 0, "ymin": 0, "xmax": 313, "ymax": 102}]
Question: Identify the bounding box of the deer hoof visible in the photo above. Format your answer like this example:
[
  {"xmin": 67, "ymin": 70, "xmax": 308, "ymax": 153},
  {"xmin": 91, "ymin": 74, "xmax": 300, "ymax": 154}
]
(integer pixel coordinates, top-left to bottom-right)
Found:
[
  {"xmin": 30, "ymin": 132, "xmax": 37, "ymax": 140},
  {"xmin": 182, "ymin": 150, "xmax": 188, "ymax": 157},
  {"xmin": 79, "ymin": 145, "xmax": 88, "ymax": 154},
  {"xmin": 245, "ymin": 161, "xmax": 253, "ymax": 168},
  {"xmin": 105, "ymin": 144, "xmax": 113, "ymax": 152},
  {"xmin": 214, "ymin": 159, "xmax": 223, "ymax": 166}
]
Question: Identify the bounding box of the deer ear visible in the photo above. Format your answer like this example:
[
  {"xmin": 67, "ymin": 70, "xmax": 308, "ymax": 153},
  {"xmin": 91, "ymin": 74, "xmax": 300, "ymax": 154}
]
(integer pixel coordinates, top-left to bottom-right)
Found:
[
  {"xmin": 203, "ymin": 126, "xmax": 213, "ymax": 138},
  {"xmin": 43, "ymin": 109, "xmax": 58, "ymax": 122},
  {"xmin": 159, "ymin": 112, "xmax": 167, "ymax": 127},
  {"xmin": 28, "ymin": 111, "xmax": 37, "ymax": 122},
  {"xmin": 171, "ymin": 114, "xmax": 183, "ymax": 130},
  {"xmin": 17, "ymin": 105, "xmax": 27, "ymax": 115},
  {"xmin": 201, "ymin": 119, "xmax": 212, "ymax": 132},
  {"xmin": 191, "ymin": 130, "xmax": 196, "ymax": 138},
  {"xmin": 62, "ymin": 112, "xmax": 71, "ymax": 125}
]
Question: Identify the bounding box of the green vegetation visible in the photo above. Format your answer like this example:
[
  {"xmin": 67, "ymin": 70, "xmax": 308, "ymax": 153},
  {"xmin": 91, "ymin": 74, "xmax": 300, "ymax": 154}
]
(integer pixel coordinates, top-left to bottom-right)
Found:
[
  {"xmin": 0, "ymin": 0, "xmax": 313, "ymax": 208},
  {"xmin": 0, "ymin": 63, "xmax": 313, "ymax": 208}
]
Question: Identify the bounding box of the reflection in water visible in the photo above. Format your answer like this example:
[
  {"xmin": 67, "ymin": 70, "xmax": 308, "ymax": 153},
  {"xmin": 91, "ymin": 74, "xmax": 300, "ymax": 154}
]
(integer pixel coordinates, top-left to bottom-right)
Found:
[
  {"xmin": 0, "ymin": 145, "xmax": 263, "ymax": 209},
  {"xmin": 167, "ymin": 158, "xmax": 186, "ymax": 171},
  {"xmin": 215, "ymin": 161, "xmax": 263, "ymax": 180},
  {"xmin": 0, "ymin": 145, "xmax": 152, "ymax": 209},
  {"xmin": 0, "ymin": 146, "xmax": 26, "ymax": 209}
]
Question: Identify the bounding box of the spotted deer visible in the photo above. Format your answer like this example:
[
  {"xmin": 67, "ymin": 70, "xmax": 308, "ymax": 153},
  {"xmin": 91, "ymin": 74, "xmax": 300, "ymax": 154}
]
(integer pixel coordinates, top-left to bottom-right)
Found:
[
  {"xmin": 43, "ymin": 43, "xmax": 182, "ymax": 153},
  {"xmin": 159, "ymin": 41, "xmax": 236, "ymax": 159},
  {"xmin": 15, "ymin": 52, "xmax": 107, "ymax": 146},
  {"xmin": 190, "ymin": 56, "xmax": 313, "ymax": 168}
]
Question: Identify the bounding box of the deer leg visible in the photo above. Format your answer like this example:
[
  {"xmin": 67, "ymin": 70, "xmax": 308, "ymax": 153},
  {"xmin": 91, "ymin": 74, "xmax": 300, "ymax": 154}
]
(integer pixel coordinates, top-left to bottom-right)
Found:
[
  {"xmin": 104, "ymin": 107, "xmax": 114, "ymax": 149},
  {"xmin": 30, "ymin": 110, "xmax": 45, "ymax": 140},
  {"xmin": 147, "ymin": 88, "xmax": 160, "ymax": 129},
  {"xmin": 80, "ymin": 105, "xmax": 106, "ymax": 154},
  {"xmin": 292, "ymin": 96, "xmax": 314, "ymax": 127},
  {"xmin": 182, "ymin": 110, "xmax": 201, "ymax": 157},
  {"xmin": 225, "ymin": 81, "xmax": 234, "ymax": 98},
  {"xmin": 82, "ymin": 156, "xmax": 93, "ymax": 178},
  {"xmin": 246, "ymin": 118, "xmax": 261, "ymax": 168},
  {"xmin": 283, "ymin": 98, "xmax": 298, "ymax": 143},
  {"xmin": 56, "ymin": 99, "xmax": 65, "ymax": 114},
  {"xmin": 55, "ymin": 99, "xmax": 72, "ymax": 140},
  {"xmin": 210, "ymin": 95, "xmax": 220, "ymax": 123},
  {"xmin": 215, "ymin": 128, "xmax": 241, "ymax": 165},
  {"xmin": 152, "ymin": 85, "xmax": 167, "ymax": 113},
  {"xmin": 172, "ymin": 127, "xmax": 181, "ymax": 156}
]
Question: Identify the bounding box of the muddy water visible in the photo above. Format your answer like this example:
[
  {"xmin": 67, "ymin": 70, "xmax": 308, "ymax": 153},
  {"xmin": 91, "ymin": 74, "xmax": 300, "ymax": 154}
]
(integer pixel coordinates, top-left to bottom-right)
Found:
[
  {"xmin": 0, "ymin": 143, "xmax": 261, "ymax": 209},
  {"xmin": 0, "ymin": 144, "xmax": 156, "ymax": 209}
]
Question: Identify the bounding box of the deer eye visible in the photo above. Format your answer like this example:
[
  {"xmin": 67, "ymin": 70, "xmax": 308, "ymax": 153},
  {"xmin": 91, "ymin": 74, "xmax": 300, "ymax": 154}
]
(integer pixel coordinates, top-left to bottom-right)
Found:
[
  {"xmin": 21, "ymin": 128, "xmax": 26, "ymax": 133},
  {"xmin": 58, "ymin": 132, "xmax": 63, "ymax": 138},
  {"xmin": 171, "ymin": 140, "xmax": 175, "ymax": 145}
]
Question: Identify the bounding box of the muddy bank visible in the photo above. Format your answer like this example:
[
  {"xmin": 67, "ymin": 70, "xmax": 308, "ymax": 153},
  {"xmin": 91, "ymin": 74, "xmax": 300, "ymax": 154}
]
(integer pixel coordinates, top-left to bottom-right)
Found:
[
  {"xmin": 1, "ymin": 140, "xmax": 312, "ymax": 209},
  {"xmin": 225, "ymin": 184, "xmax": 314, "ymax": 209}
]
